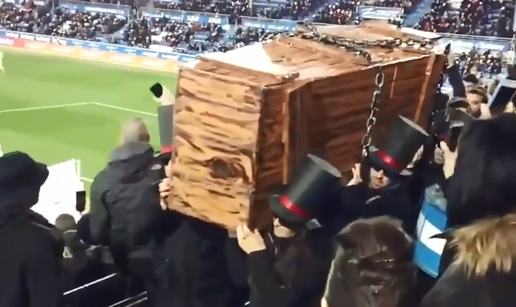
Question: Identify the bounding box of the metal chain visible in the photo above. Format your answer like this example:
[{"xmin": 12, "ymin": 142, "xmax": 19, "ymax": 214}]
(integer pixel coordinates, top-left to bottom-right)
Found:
[
  {"xmin": 361, "ymin": 69, "xmax": 385, "ymax": 156},
  {"xmin": 260, "ymin": 22, "xmax": 436, "ymax": 65}
]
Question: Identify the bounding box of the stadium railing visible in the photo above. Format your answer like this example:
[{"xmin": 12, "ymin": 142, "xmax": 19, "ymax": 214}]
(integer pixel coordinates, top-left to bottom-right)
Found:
[{"xmin": 63, "ymin": 273, "xmax": 148, "ymax": 307}]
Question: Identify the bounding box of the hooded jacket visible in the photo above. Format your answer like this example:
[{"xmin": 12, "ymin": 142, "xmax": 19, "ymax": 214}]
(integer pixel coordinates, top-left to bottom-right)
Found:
[
  {"xmin": 89, "ymin": 142, "xmax": 168, "ymax": 265},
  {"xmin": 0, "ymin": 206, "xmax": 64, "ymax": 307},
  {"xmin": 421, "ymin": 214, "xmax": 516, "ymax": 307}
]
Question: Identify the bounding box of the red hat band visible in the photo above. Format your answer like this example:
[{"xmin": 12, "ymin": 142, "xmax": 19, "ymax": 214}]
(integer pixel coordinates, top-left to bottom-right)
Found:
[
  {"xmin": 278, "ymin": 195, "xmax": 311, "ymax": 219},
  {"xmin": 376, "ymin": 149, "xmax": 404, "ymax": 172}
]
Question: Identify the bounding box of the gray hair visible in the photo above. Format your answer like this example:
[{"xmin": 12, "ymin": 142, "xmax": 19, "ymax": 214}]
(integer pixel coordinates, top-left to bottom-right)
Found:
[{"xmin": 121, "ymin": 118, "xmax": 149, "ymax": 143}]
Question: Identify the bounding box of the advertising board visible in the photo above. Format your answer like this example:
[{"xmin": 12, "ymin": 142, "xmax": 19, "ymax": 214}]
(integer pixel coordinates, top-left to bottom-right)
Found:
[
  {"xmin": 140, "ymin": 9, "xmax": 230, "ymax": 25},
  {"xmin": 0, "ymin": 30, "xmax": 199, "ymax": 62},
  {"xmin": 2, "ymin": 37, "xmax": 179, "ymax": 71},
  {"xmin": 240, "ymin": 17, "xmax": 297, "ymax": 31},
  {"xmin": 0, "ymin": 30, "xmax": 201, "ymax": 71},
  {"xmin": 358, "ymin": 6, "xmax": 402, "ymax": 20},
  {"xmin": 60, "ymin": 1, "xmax": 131, "ymax": 16}
]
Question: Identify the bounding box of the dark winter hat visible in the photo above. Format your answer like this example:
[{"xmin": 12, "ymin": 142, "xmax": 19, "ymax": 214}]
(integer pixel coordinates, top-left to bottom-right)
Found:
[
  {"xmin": 463, "ymin": 73, "xmax": 479, "ymax": 85},
  {"xmin": 269, "ymin": 154, "xmax": 342, "ymax": 224},
  {"xmin": 0, "ymin": 151, "xmax": 49, "ymax": 204},
  {"xmin": 368, "ymin": 116, "xmax": 429, "ymax": 176}
]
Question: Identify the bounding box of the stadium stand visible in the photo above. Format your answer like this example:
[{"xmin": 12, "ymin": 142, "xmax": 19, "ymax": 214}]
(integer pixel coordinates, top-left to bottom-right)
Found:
[{"xmin": 415, "ymin": 0, "xmax": 515, "ymax": 37}]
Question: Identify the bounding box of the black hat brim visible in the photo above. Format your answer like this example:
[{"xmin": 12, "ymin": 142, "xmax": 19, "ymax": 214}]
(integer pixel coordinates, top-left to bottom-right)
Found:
[
  {"xmin": 35, "ymin": 162, "xmax": 49, "ymax": 186},
  {"xmin": 368, "ymin": 146, "xmax": 412, "ymax": 176},
  {"xmin": 269, "ymin": 194, "xmax": 306, "ymax": 224}
]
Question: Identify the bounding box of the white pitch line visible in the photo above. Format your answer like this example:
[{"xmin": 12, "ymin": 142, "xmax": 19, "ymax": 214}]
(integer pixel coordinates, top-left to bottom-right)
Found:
[
  {"xmin": 0, "ymin": 102, "xmax": 91, "ymax": 114},
  {"xmin": 91, "ymin": 102, "xmax": 157, "ymax": 117},
  {"xmin": 80, "ymin": 176, "xmax": 93, "ymax": 183}
]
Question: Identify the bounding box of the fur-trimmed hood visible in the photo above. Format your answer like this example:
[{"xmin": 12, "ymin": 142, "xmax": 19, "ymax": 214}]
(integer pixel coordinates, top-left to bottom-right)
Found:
[{"xmin": 450, "ymin": 214, "xmax": 516, "ymax": 276}]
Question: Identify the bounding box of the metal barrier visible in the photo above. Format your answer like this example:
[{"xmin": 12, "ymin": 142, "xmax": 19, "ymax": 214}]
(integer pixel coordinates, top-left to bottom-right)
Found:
[
  {"xmin": 63, "ymin": 272, "xmax": 148, "ymax": 307},
  {"xmin": 107, "ymin": 291, "xmax": 147, "ymax": 307},
  {"xmin": 63, "ymin": 273, "xmax": 117, "ymax": 296}
]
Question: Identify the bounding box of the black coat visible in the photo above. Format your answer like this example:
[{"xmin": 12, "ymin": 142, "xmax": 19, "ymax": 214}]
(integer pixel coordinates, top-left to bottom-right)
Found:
[
  {"xmin": 0, "ymin": 210, "xmax": 64, "ymax": 307},
  {"xmin": 89, "ymin": 142, "xmax": 168, "ymax": 262},
  {"xmin": 227, "ymin": 228, "xmax": 333, "ymax": 307},
  {"xmin": 421, "ymin": 214, "xmax": 516, "ymax": 307},
  {"xmin": 166, "ymin": 216, "xmax": 236, "ymax": 307},
  {"xmin": 333, "ymin": 182, "xmax": 415, "ymax": 234}
]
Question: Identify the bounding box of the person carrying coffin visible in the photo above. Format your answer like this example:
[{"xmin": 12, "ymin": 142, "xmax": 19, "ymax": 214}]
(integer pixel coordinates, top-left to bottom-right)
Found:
[
  {"xmin": 332, "ymin": 116, "xmax": 429, "ymax": 235},
  {"xmin": 89, "ymin": 116, "xmax": 183, "ymax": 307},
  {"xmin": 234, "ymin": 154, "xmax": 339, "ymax": 307}
]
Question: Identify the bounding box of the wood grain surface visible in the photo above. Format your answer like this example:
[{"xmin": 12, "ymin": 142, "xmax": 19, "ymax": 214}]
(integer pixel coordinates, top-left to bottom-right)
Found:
[{"xmin": 167, "ymin": 30, "xmax": 446, "ymax": 229}]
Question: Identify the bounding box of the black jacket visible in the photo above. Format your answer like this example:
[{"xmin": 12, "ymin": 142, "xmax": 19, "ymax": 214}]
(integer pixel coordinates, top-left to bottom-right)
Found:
[
  {"xmin": 227, "ymin": 229, "xmax": 333, "ymax": 307},
  {"xmin": 0, "ymin": 209, "xmax": 64, "ymax": 307},
  {"xmin": 167, "ymin": 217, "xmax": 236, "ymax": 307},
  {"xmin": 421, "ymin": 214, "xmax": 516, "ymax": 307},
  {"xmin": 90, "ymin": 142, "xmax": 165, "ymax": 250},
  {"xmin": 334, "ymin": 182, "xmax": 415, "ymax": 234},
  {"xmin": 89, "ymin": 142, "xmax": 175, "ymax": 272}
]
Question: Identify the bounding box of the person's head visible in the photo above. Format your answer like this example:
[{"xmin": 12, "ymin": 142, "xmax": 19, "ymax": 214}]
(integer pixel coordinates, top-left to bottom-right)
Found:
[
  {"xmin": 0, "ymin": 151, "xmax": 48, "ymax": 210},
  {"xmin": 369, "ymin": 165, "xmax": 391, "ymax": 189},
  {"xmin": 446, "ymin": 113, "xmax": 516, "ymax": 228},
  {"xmin": 120, "ymin": 117, "xmax": 150, "ymax": 144},
  {"xmin": 463, "ymin": 73, "xmax": 479, "ymax": 92},
  {"xmin": 360, "ymin": 158, "xmax": 400, "ymax": 190},
  {"xmin": 272, "ymin": 217, "xmax": 298, "ymax": 238},
  {"xmin": 466, "ymin": 88, "xmax": 489, "ymax": 117},
  {"xmin": 55, "ymin": 214, "xmax": 77, "ymax": 232},
  {"xmin": 324, "ymin": 216, "xmax": 416, "ymax": 307}
]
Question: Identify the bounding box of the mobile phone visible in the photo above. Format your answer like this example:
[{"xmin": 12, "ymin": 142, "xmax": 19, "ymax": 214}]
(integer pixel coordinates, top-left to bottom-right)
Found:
[
  {"xmin": 150, "ymin": 83, "xmax": 164, "ymax": 98},
  {"xmin": 488, "ymin": 77, "xmax": 516, "ymax": 114},
  {"xmin": 76, "ymin": 191, "xmax": 86, "ymax": 213}
]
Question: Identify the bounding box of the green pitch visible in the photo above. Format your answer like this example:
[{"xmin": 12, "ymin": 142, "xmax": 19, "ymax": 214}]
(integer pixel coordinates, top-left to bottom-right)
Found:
[{"xmin": 0, "ymin": 48, "xmax": 177, "ymax": 191}]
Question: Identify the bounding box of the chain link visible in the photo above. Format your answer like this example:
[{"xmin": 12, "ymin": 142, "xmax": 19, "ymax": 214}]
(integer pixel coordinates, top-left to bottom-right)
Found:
[
  {"xmin": 361, "ymin": 69, "xmax": 385, "ymax": 156},
  {"xmin": 260, "ymin": 22, "xmax": 436, "ymax": 65}
]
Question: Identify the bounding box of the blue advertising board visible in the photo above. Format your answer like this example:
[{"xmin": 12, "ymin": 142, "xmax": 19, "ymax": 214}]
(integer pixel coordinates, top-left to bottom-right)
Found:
[
  {"xmin": 240, "ymin": 17, "xmax": 297, "ymax": 31},
  {"xmin": 140, "ymin": 9, "xmax": 229, "ymax": 25},
  {"xmin": 358, "ymin": 6, "xmax": 402, "ymax": 20},
  {"xmin": 60, "ymin": 1, "xmax": 131, "ymax": 16},
  {"xmin": 0, "ymin": 30, "xmax": 199, "ymax": 63}
]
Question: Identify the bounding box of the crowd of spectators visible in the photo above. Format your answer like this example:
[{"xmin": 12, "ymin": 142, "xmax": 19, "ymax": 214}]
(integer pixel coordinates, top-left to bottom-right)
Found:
[
  {"xmin": 312, "ymin": 0, "xmax": 357, "ymax": 25},
  {"xmin": 1, "ymin": 0, "xmax": 514, "ymax": 56},
  {"xmin": 455, "ymin": 48, "xmax": 504, "ymax": 77},
  {"xmin": 416, "ymin": 0, "xmax": 514, "ymax": 38},
  {"xmin": 0, "ymin": 2, "xmax": 127, "ymax": 41}
]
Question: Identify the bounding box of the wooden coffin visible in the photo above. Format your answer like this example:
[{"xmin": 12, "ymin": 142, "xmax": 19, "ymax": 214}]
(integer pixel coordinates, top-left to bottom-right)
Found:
[{"xmin": 167, "ymin": 23, "xmax": 447, "ymax": 230}]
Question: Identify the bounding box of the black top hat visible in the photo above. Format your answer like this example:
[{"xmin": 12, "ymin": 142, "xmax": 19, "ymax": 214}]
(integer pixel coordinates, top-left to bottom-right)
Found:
[
  {"xmin": 0, "ymin": 151, "xmax": 49, "ymax": 205},
  {"xmin": 368, "ymin": 116, "xmax": 429, "ymax": 176},
  {"xmin": 269, "ymin": 154, "xmax": 342, "ymax": 224}
]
